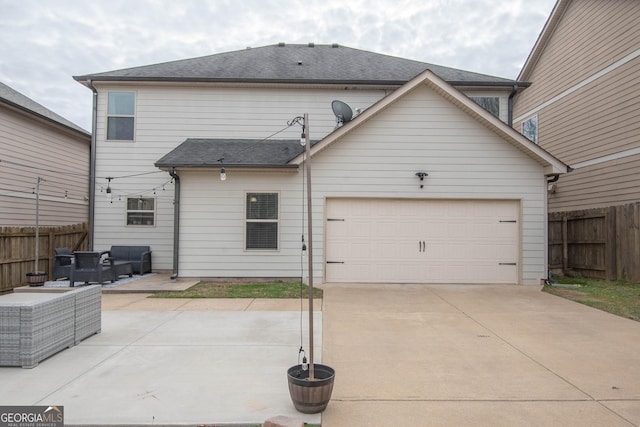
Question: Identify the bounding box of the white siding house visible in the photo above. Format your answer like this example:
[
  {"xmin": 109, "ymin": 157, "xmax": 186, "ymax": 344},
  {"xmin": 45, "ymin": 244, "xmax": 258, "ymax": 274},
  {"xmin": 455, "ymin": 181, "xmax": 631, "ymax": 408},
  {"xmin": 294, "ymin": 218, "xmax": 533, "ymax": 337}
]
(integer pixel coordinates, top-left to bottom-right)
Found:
[{"xmin": 75, "ymin": 44, "xmax": 567, "ymax": 285}]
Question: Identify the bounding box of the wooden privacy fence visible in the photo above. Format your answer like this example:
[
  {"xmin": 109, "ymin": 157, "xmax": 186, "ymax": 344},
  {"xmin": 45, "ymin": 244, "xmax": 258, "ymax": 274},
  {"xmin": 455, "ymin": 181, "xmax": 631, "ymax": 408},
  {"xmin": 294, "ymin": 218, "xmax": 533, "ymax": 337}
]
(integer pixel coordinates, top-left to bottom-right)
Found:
[
  {"xmin": 549, "ymin": 203, "xmax": 640, "ymax": 283},
  {"xmin": 0, "ymin": 223, "xmax": 88, "ymax": 293}
]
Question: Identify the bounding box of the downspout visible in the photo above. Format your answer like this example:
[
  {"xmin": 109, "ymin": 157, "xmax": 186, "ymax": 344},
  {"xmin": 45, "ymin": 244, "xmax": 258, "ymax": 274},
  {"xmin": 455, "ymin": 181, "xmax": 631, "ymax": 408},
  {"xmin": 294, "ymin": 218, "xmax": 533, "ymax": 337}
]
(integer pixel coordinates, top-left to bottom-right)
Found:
[
  {"xmin": 87, "ymin": 79, "xmax": 98, "ymax": 250},
  {"xmin": 168, "ymin": 167, "xmax": 180, "ymax": 279},
  {"xmin": 507, "ymin": 84, "xmax": 519, "ymax": 127}
]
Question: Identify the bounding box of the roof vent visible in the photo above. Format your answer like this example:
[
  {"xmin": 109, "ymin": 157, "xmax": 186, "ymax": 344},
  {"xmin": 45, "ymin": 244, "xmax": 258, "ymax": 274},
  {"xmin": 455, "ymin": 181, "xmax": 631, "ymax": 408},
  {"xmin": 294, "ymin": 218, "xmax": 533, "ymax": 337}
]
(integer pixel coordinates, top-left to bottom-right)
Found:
[
  {"xmin": 308, "ymin": 42, "xmax": 315, "ymax": 47},
  {"xmin": 297, "ymin": 60, "xmax": 303, "ymax": 66},
  {"xmin": 278, "ymin": 42, "xmax": 285, "ymax": 47},
  {"xmin": 332, "ymin": 43, "xmax": 339, "ymax": 48}
]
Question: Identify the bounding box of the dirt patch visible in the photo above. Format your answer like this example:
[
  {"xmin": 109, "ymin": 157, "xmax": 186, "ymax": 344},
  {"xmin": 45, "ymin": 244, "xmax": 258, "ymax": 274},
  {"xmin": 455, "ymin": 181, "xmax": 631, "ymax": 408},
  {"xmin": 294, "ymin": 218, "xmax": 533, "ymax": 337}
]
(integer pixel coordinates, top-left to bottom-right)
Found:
[{"xmin": 544, "ymin": 287, "xmax": 602, "ymax": 303}]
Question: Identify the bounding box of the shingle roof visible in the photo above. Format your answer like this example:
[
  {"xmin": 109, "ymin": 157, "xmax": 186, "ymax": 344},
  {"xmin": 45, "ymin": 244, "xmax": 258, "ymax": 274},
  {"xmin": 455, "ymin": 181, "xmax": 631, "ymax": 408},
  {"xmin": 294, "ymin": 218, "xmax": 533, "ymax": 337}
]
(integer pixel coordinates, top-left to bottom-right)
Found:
[
  {"xmin": 0, "ymin": 81, "xmax": 90, "ymax": 136},
  {"xmin": 75, "ymin": 43, "xmax": 518, "ymax": 86},
  {"xmin": 155, "ymin": 138, "xmax": 312, "ymax": 169}
]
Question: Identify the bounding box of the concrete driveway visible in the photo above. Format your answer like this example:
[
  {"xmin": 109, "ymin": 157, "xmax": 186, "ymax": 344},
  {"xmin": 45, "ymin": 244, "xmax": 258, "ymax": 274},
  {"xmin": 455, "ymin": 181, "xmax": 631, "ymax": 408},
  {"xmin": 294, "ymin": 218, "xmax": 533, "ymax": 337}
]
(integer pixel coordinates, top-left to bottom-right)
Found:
[
  {"xmin": 320, "ymin": 284, "xmax": 640, "ymax": 426},
  {"xmin": 2, "ymin": 281, "xmax": 639, "ymax": 426}
]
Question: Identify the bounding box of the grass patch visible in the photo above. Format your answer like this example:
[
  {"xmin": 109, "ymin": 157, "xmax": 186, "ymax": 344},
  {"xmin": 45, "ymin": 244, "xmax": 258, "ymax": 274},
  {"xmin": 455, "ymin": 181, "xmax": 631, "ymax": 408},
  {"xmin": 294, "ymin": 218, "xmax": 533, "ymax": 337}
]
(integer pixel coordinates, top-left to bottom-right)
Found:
[
  {"xmin": 151, "ymin": 281, "xmax": 323, "ymax": 299},
  {"xmin": 543, "ymin": 275, "xmax": 640, "ymax": 321}
]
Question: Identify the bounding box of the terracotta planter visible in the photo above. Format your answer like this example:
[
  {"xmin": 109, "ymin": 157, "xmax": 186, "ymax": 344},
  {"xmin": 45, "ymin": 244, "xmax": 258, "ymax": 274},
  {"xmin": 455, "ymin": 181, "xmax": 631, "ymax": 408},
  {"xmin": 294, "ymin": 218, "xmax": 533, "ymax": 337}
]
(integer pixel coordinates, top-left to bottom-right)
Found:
[
  {"xmin": 26, "ymin": 272, "xmax": 47, "ymax": 287},
  {"xmin": 287, "ymin": 364, "xmax": 335, "ymax": 414}
]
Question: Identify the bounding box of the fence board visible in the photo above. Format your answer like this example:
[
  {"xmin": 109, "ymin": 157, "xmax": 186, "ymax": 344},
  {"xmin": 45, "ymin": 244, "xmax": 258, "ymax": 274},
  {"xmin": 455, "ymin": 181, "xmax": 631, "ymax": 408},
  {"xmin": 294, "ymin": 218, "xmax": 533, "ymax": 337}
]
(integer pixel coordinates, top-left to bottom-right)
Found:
[
  {"xmin": 549, "ymin": 203, "xmax": 640, "ymax": 283},
  {"xmin": 0, "ymin": 223, "xmax": 88, "ymax": 293}
]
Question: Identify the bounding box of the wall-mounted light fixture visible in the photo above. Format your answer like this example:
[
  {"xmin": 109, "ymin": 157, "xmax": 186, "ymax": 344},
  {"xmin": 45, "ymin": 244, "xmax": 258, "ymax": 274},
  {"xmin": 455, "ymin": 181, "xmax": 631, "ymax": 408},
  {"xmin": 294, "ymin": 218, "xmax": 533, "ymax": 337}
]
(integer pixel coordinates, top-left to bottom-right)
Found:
[
  {"xmin": 218, "ymin": 158, "xmax": 226, "ymax": 181},
  {"xmin": 415, "ymin": 172, "xmax": 428, "ymax": 188}
]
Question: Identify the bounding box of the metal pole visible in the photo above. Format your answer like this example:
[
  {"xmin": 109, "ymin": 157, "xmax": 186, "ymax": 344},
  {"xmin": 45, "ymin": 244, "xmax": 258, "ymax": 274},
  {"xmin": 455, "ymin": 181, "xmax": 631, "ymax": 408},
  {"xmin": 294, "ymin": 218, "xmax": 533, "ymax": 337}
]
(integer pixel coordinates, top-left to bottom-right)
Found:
[
  {"xmin": 304, "ymin": 113, "xmax": 315, "ymax": 381},
  {"xmin": 35, "ymin": 177, "xmax": 41, "ymax": 273}
]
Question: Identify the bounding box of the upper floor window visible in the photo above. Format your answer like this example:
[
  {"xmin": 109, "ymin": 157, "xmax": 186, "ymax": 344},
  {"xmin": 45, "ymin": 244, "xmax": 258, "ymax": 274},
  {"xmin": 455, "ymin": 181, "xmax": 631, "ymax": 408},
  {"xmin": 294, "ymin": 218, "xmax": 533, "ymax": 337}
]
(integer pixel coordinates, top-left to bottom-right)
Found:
[
  {"xmin": 245, "ymin": 192, "xmax": 279, "ymax": 250},
  {"xmin": 522, "ymin": 115, "xmax": 538, "ymax": 144},
  {"xmin": 126, "ymin": 197, "xmax": 155, "ymax": 226},
  {"xmin": 470, "ymin": 96, "xmax": 500, "ymax": 118},
  {"xmin": 107, "ymin": 92, "xmax": 135, "ymax": 140}
]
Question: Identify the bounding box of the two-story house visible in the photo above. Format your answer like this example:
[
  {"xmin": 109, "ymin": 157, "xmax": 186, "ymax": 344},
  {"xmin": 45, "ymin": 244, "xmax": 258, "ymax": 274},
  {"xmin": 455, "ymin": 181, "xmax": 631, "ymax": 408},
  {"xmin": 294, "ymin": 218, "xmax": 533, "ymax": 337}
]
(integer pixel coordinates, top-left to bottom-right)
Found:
[
  {"xmin": 513, "ymin": 0, "xmax": 640, "ymax": 281},
  {"xmin": 74, "ymin": 43, "xmax": 567, "ymax": 285}
]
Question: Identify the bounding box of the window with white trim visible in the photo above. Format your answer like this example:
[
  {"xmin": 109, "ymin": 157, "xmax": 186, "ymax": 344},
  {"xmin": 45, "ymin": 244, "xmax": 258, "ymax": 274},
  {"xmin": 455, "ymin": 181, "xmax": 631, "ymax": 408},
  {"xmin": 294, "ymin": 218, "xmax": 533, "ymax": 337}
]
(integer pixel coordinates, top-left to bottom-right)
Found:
[
  {"xmin": 126, "ymin": 197, "xmax": 155, "ymax": 226},
  {"xmin": 245, "ymin": 192, "xmax": 279, "ymax": 250},
  {"xmin": 107, "ymin": 92, "xmax": 135, "ymax": 140},
  {"xmin": 522, "ymin": 115, "xmax": 538, "ymax": 144}
]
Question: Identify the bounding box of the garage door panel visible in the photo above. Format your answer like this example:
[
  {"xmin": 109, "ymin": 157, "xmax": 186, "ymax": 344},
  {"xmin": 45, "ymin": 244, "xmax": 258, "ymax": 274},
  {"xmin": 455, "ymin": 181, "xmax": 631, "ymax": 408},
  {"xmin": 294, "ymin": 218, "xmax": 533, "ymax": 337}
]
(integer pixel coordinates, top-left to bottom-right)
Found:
[{"xmin": 325, "ymin": 199, "xmax": 519, "ymax": 284}]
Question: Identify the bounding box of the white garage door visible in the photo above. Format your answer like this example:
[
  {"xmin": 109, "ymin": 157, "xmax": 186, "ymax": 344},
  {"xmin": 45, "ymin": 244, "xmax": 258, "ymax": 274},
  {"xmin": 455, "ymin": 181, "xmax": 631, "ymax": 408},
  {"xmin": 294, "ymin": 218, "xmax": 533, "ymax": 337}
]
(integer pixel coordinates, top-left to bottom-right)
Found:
[{"xmin": 325, "ymin": 199, "xmax": 519, "ymax": 284}]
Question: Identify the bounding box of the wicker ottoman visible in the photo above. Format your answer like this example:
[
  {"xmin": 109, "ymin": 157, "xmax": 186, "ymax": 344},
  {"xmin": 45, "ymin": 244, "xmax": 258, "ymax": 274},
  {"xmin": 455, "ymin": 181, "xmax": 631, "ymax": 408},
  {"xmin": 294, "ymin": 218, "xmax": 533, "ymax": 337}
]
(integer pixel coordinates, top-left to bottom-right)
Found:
[{"xmin": 0, "ymin": 286, "xmax": 101, "ymax": 368}]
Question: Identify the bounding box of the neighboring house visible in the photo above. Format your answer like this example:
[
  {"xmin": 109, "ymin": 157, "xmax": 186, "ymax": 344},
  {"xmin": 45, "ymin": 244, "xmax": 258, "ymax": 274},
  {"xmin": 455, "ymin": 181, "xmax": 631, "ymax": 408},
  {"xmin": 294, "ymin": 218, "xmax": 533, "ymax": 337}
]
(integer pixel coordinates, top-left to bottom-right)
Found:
[
  {"xmin": 512, "ymin": 0, "xmax": 640, "ymax": 211},
  {"xmin": 0, "ymin": 82, "xmax": 90, "ymax": 226},
  {"xmin": 74, "ymin": 43, "xmax": 567, "ymax": 285},
  {"xmin": 512, "ymin": 0, "xmax": 640, "ymax": 282}
]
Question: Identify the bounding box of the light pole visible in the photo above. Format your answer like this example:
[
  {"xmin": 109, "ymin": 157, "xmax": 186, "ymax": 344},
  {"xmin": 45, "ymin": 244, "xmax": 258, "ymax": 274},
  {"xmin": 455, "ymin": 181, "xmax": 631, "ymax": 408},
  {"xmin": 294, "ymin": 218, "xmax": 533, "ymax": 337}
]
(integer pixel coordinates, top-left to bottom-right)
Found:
[
  {"xmin": 302, "ymin": 113, "xmax": 316, "ymax": 380},
  {"xmin": 287, "ymin": 113, "xmax": 335, "ymax": 414}
]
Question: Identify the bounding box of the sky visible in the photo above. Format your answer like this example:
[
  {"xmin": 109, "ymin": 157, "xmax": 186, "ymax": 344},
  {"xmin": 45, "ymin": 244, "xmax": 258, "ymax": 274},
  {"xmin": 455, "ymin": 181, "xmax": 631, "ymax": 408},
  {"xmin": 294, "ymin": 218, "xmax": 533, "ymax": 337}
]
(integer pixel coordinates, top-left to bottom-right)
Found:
[{"xmin": 0, "ymin": 0, "xmax": 557, "ymax": 132}]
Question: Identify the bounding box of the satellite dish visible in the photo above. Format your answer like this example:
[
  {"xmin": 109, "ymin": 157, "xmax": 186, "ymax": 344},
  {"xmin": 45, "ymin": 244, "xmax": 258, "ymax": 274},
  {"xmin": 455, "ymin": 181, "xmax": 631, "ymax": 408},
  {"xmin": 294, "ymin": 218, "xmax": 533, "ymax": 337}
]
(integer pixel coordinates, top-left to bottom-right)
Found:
[{"xmin": 331, "ymin": 100, "xmax": 353, "ymax": 127}]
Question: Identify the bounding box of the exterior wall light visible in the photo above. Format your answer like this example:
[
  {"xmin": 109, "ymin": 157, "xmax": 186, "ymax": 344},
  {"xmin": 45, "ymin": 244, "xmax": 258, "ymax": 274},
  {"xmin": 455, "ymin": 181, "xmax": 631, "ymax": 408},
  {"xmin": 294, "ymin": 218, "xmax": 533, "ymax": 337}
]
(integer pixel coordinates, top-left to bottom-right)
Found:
[
  {"xmin": 218, "ymin": 157, "xmax": 226, "ymax": 181},
  {"xmin": 415, "ymin": 172, "xmax": 428, "ymax": 188}
]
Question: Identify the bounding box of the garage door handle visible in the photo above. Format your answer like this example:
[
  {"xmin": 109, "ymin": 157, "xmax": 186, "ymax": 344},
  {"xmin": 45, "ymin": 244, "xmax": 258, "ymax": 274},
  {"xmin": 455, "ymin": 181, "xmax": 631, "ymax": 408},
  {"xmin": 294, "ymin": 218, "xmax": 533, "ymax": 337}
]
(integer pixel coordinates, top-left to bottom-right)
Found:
[
  {"xmin": 327, "ymin": 261, "xmax": 344, "ymax": 264},
  {"xmin": 419, "ymin": 241, "xmax": 426, "ymax": 252},
  {"xmin": 499, "ymin": 262, "xmax": 517, "ymax": 266}
]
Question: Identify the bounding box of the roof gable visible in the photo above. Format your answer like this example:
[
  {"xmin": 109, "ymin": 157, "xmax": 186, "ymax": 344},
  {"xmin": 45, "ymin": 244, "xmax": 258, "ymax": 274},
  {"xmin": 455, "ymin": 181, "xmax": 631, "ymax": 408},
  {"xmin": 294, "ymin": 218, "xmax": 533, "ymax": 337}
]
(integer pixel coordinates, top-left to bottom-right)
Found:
[
  {"xmin": 290, "ymin": 69, "xmax": 569, "ymax": 176},
  {"xmin": 75, "ymin": 43, "xmax": 519, "ymax": 87}
]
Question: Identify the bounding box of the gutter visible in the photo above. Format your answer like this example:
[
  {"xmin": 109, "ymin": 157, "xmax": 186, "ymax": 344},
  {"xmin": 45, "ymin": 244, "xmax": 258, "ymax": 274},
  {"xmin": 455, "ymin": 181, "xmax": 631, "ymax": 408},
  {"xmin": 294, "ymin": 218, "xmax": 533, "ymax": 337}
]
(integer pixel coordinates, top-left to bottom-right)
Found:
[
  {"xmin": 168, "ymin": 167, "xmax": 180, "ymax": 279},
  {"xmin": 87, "ymin": 79, "xmax": 98, "ymax": 250},
  {"xmin": 507, "ymin": 84, "xmax": 519, "ymax": 127}
]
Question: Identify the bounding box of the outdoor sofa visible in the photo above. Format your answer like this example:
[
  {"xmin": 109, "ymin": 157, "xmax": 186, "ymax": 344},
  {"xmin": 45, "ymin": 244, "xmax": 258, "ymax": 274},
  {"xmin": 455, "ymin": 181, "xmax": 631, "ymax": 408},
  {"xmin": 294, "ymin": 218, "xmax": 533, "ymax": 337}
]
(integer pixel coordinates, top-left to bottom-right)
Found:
[{"xmin": 106, "ymin": 245, "xmax": 152, "ymax": 275}]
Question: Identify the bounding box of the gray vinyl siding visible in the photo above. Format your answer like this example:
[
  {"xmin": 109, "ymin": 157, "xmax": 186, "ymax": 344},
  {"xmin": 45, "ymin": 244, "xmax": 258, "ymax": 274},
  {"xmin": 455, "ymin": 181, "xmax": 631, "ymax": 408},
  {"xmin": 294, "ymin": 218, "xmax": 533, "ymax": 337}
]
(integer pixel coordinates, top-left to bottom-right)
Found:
[
  {"xmin": 513, "ymin": 0, "xmax": 640, "ymax": 212},
  {"xmin": 0, "ymin": 105, "xmax": 89, "ymax": 226}
]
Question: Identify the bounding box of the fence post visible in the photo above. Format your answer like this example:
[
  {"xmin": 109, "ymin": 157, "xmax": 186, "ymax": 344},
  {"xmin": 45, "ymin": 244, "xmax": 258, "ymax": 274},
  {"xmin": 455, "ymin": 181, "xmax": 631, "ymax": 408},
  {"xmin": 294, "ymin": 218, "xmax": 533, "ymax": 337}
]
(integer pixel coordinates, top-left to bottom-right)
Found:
[
  {"xmin": 562, "ymin": 215, "xmax": 569, "ymax": 274},
  {"xmin": 48, "ymin": 228, "xmax": 55, "ymax": 279},
  {"xmin": 606, "ymin": 206, "xmax": 617, "ymax": 281}
]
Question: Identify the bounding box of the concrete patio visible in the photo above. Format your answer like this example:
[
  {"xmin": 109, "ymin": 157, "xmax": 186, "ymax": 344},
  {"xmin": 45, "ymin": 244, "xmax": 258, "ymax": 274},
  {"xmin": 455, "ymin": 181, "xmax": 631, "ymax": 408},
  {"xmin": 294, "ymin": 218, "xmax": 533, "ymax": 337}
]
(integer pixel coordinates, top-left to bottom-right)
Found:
[{"xmin": 1, "ymin": 276, "xmax": 639, "ymax": 426}]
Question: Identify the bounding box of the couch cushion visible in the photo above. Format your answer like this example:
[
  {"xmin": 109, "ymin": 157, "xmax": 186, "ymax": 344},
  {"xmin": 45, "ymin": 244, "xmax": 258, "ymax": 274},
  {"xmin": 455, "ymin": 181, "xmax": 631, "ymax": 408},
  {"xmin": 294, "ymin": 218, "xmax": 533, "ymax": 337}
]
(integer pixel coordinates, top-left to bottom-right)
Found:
[
  {"xmin": 110, "ymin": 246, "xmax": 131, "ymax": 260},
  {"xmin": 128, "ymin": 246, "xmax": 150, "ymax": 259}
]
